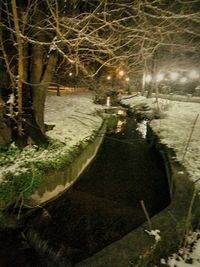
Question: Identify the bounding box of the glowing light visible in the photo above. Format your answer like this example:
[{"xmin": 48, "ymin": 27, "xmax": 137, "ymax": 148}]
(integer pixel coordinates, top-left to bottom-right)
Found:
[
  {"xmin": 156, "ymin": 73, "xmax": 164, "ymax": 82},
  {"xmin": 125, "ymin": 77, "xmax": 130, "ymax": 82},
  {"xmin": 170, "ymin": 72, "xmax": 179, "ymax": 81},
  {"xmin": 106, "ymin": 96, "xmax": 110, "ymax": 107},
  {"xmin": 145, "ymin": 74, "xmax": 152, "ymax": 83},
  {"xmin": 118, "ymin": 70, "xmax": 125, "ymax": 77},
  {"xmin": 189, "ymin": 70, "xmax": 199, "ymax": 79},
  {"xmin": 69, "ymin": 72, "xmax": 73, "ymax": 76},
  {"xmin": 107, "ymin": 75, "xmax": 111, "ymax": 80},
  {"xmin": 180, "ymin": 77, "xmax": 187, "ymax": 83},
  {"xmin": 115, "ymin": 119, "xmax": 126, "ymax": 133}
]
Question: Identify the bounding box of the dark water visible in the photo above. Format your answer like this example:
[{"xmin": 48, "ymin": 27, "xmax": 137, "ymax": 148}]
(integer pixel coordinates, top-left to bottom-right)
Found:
[{"xmin": 0, "ymin": 116, "xmax": 170, "ymax": 267}]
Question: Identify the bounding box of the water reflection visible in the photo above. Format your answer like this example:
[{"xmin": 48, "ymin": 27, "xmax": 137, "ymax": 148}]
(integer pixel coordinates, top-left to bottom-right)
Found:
[
  {"xmin": 136, "ymin": 120, "xmax": 147, "ymax": 138},
  {"xmin": 115, "ymin": 118, "xmax": 126, "ymax": 133}
]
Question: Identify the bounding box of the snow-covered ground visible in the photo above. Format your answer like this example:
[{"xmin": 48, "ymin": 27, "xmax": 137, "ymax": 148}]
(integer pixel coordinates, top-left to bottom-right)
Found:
[
  {"xmin": 164, "ymin": 230, "xmax": 200, "ymax": 267},
  {"xmin": 1, "ymin": 92, "xmax": 200, "ymax": 266},
  {"xmin": 45, "ymin": 93, "xmax": 200, "ymax": 267},
  {"xmin": 121, "ymin": 96, "xmax": 200, "ymax": 187},
  {"xmin": 45, "ymin": 93, "xmax": 103, "ymax": 145},
  {"xmin": 121, "ymin": 95, "xmax": 200, "ymax": 267},
  {"xmin": 0, "ymin": 93, "xmax": 103, "ymax": 181}
]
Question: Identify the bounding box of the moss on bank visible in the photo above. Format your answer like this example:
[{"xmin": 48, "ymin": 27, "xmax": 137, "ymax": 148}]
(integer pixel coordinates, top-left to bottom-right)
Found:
[{"xmin": 0, "ymin": 124, "xmax": 103, "ymax": 212}]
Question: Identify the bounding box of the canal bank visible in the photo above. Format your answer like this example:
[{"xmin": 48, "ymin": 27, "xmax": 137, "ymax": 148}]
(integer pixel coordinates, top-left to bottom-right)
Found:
[
  {"xmin": 1, "ymin": 93, "xmax": 199, "ymax": 267},
  {"xmin": 28, "ymin": 120, "xmax": 107, "ymax": 207},
  {"xmin": 0, "ymin": 93, "xmax": 104, "ymax": 214},
  {"xmin": 23, "ymin": 97, "xmax": 200, "ymax": 267},
  {"xmin": 25, "ymin": 113, "xmax": 170, "ymax": 267},
  {"xmin": 73, "ymin": 122, "xmax": 197, "ymax": 267},
  {"xmin": 0, "ymin": 107, "xmax": 173, "ymax": 267}
]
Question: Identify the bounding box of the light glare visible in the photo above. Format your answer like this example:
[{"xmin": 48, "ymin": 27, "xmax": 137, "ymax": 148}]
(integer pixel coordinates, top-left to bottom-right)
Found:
[
  {"xmin": 156, "ymin": 73, "xmax": 164, "ymax": 82},
  {"xmin": 170, "ymin": 72, "xmax": 178, "ymax": 80},
  {"xmin": 118, "ymin": 70, "xmax": 125, "ymax": 77},
  {"xmin": 180, "ymin": 77, "xmax": 187, "ymax": 83},
  {"xmin": 145, "ymin": 74, "xmax": 152, "ymax": 83},
  {"xmin": 189, "ymin": 70, "xmax": 199, "ymax": 79}
]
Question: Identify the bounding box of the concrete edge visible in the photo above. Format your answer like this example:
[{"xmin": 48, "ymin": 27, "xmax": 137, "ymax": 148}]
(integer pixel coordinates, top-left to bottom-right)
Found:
[
  {"xmin": 74, "ymin": 123, "xmax": 197, "ymax": 267},
  {"xmin": 28, "ymin": 120, "xmax": 107, "ymax": 207}
]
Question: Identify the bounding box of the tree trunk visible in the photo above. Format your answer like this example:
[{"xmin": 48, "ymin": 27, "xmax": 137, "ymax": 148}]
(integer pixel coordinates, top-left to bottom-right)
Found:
[
  {"xmin": 147, "ymin": 52, "xmax": 157, "ymax": 98},
  {"xmin": 11, "ymin": 0, "xmax": 24, "ymax": 135},
  {"xmin": 0, "ymin": 98, "xmax": 11, "ymax": 145},
  {"xmin": 32, "ymin": 51, "xmax": 57, "ymax": 132}
]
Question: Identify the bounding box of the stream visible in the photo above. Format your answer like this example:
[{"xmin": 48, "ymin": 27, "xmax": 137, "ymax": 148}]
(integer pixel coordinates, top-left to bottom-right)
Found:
[{"xmin": 0, "ymin": 114, "xmax": 170, "ymax": 267}]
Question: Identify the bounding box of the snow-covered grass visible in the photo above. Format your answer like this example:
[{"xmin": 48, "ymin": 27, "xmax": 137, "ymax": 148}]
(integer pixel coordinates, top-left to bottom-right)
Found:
[
  {"xmin": 0, "ymin": 93, "xmax": 103, "ymax": 183},
  {"xmin": 121, "ymin": 95, "xmax": 200, "ymax": 267},
  {"xmin": 165, "ymin": 230, "xmax": 200, "ymax": 267},
  {"xmin": 45, "ymin": 93, "xmax": 103, "ymax": 145},
  {"xmin": 121, "ymin": 96, "xmax": 200, "ymax": 187}
]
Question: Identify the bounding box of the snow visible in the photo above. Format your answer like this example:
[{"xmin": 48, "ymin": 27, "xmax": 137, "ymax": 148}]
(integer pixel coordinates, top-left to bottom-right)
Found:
[
  {"xmin": 144, "ymin": 229, "xmax": 161, "ymax": 243},
  {"xmin": 121, "ymin": 95, "xmax": 200, "ymax": 267},
  {"xmin": 45, "ymin": 93, "xmax": 103, "ymax": 145},
  {"xmin": 0, "ymin": 93, "xmax": 103, "ymax": 181},
  {"xmin": 121, "ymin": 96, "xmax": 200, "ymax": 187},
  {"xmin": 166, "ymin": 230, "xmax": 200, "ymax": 267},
  {"xmin": 1, "ymin": 92, "xmax": 200, "ymax": 265},
  {"xmin": 44, "ymin": 93, "xmax": 200, "ymax": 267}
]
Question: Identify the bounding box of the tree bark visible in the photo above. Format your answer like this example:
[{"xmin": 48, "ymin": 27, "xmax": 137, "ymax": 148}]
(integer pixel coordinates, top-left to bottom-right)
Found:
[
  {"xmin": 0, "ymin": 98, "xmax": 11, "ymax": 145},
  {"xmin": 32, "ymin": 51, "xmax": 57, "ymax": 132},
  {"xmin": 147, "ymin": 52, "xmax": 157, "ymax": 98},
  {"xmin": 11, "ymin": 0, "xmax": 24, "ymax": 135}
]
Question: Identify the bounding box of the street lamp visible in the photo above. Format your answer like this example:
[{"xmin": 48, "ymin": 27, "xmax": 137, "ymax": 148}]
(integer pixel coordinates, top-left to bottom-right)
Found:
[{"xmin": 118, "ymin": 70, "xmax": 125, "ymax": 77}]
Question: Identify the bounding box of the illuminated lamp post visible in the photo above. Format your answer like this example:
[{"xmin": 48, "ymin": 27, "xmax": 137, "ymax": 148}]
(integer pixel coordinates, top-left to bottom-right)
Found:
[
  {"xmin": 118, "ymin": 70, "xmax": 125, "ymax": 77},
  {"xmin": 125, "ymin": 77, "xmax": 130, "ymax": 94},
  {"xmin": 106, "ymin": 75, "xmax": 114, "ymax": 90}
]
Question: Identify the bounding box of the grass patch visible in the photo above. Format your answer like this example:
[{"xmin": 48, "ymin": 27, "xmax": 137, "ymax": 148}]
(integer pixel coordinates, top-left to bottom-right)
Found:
[
  {"xmin": 0, "ymin": 165, "xmax": 43, "ymax": 208},
  {"xmin": 0, "ymin": 136, "xmax": 94, "ymax": 211},
  {"xmin": 106, "ymin": 116, "xmax": 119, "ymax": 132}
]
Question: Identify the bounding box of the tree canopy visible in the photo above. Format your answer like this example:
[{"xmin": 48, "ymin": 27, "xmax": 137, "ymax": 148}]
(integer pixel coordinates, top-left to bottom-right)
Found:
[{"xmin": 0, "ymin": 0, "xmax": 200, "ymax": 145}]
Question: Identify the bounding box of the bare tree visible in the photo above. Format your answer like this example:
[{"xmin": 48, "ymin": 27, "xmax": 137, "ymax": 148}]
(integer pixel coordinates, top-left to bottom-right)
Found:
[
  {"xmin": 0, "ymin": 0, "xmax": 120, "ymax": 144},
  {"xmin": 0, "ymin": 0, "xmax": 200, "ymax": 145}
]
